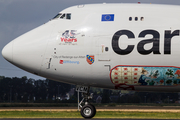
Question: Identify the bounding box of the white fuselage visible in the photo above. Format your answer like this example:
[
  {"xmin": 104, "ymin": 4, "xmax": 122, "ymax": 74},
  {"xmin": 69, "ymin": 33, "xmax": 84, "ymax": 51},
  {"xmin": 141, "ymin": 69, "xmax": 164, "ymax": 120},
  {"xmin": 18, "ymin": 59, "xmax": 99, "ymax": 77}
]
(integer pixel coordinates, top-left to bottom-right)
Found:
[{"xmin": 2, "ymin": 3, "xmax": 180, "ymax": 92}]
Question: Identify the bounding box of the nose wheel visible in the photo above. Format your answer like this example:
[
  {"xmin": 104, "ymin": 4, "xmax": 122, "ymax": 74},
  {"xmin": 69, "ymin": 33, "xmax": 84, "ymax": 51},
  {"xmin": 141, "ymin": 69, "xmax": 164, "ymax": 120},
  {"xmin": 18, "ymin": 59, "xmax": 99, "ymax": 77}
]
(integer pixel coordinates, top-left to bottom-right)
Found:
[
  {"xmin": 77, "ymin": 86, "xmax": 96, "ymax": 119},
  {"xmin": 81, "ymin": 104, "xmax": 96, "ymax": 119}
]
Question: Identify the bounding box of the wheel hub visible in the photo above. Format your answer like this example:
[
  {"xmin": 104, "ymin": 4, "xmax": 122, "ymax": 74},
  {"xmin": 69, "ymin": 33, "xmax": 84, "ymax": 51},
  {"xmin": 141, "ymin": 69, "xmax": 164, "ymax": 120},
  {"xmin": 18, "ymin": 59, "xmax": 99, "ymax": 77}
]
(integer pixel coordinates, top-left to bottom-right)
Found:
[{"xmin": 83, "ymin": 107, "xmax": 91, "ymax": 116}]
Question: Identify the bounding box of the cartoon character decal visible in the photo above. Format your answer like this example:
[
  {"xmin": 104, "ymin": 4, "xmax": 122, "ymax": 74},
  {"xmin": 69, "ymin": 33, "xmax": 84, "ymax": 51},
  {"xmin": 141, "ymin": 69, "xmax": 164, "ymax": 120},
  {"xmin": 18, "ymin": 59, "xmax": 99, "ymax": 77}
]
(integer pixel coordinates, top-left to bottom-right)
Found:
[
  {"xmin": 138, "ymin": 68, "xmax": 148, "ymax": 85},
  {"xmin": 110, "ymin": 66, "xmax": 180, "ymax": 89}
]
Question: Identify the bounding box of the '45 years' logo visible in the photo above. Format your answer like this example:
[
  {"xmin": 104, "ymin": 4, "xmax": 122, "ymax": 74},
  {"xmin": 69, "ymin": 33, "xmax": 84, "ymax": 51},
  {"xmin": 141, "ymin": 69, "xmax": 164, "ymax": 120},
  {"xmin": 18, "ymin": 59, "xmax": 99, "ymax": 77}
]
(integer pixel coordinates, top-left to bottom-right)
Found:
[
  {"xmin": 60, "ymin": 30, "xmax": 80, "ymax": 45},
  {"xmin": 62, "ymin": 30, "xmax": 79, "ymax": 38}
]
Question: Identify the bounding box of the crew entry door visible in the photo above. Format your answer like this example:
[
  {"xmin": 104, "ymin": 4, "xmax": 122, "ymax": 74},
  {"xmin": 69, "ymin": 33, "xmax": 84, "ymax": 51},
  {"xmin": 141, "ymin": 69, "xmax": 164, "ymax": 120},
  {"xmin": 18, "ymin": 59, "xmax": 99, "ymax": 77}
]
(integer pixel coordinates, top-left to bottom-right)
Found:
[
  {"xmin": 96, "ymin": 36, "xmax": 111, "ymax": 80},
  {"xmin": 97, "ymin": 36, "xmax": 111, "ymax": 62}
]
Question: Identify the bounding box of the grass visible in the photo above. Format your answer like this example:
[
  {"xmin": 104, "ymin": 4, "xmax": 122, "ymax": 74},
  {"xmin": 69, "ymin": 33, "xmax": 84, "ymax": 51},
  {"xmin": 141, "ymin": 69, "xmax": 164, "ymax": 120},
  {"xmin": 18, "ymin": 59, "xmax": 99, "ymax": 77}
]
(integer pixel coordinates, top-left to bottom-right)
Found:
[
  {"xmin": 0, "ymin": 111, "xmax": 81, "ymax": 118},
  {"xmin": 0, "ymin": 111, "xmax": 180, "ymax": 119},
  {"xmin": 96, "ymin": 111, "xmax": 180, "ymax": 119}
]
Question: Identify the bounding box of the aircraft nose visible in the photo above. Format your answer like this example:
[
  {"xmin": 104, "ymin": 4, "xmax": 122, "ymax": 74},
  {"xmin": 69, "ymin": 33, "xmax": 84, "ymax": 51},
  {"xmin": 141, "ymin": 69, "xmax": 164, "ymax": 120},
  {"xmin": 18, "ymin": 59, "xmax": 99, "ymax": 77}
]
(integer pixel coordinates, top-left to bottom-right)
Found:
[{"xmin": 2, "ymin": 41, "xmax": 14, "ymax": 63}]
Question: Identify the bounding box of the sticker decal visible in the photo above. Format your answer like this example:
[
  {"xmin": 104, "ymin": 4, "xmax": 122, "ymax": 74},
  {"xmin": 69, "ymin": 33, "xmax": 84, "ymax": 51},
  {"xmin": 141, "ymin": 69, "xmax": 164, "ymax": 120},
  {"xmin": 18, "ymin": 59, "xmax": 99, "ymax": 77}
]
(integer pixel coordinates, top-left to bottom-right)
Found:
[
  {"xmin": 59, "ymin": 60, "xmax": 79, "ymax": 64},
  {"xmin": 86, "ymin": 55, "xmax": 94, "ymax": 65},
  {"xmin": 110, "ymin": 65, "xmax": 180, "ymax": 89},
  {"xmin": 59, "ymin": 30, "xmax": 80, "ymax": 45},
  {"xmin": 102, "ymin": 14, "xmax": 114, "ymax": 21}
]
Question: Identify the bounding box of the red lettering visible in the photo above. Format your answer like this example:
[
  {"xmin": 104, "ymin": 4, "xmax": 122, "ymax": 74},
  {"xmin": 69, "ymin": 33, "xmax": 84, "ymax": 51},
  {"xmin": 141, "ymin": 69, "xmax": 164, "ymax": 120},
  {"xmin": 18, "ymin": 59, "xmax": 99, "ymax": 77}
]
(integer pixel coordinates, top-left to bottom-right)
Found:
[
  {"xmin": 67, "ymin": 38, "xmax": 72, "ymax": 42},
  {"xmin": 60, "ymin": 37, "xmax": 77, "ymax": 43},
  {"xmin": 61, "ymin": 38, "xmax": 64, "ymax": 42},
  {"xmin": 74, "ymin": 38, "xmax": 77, "ymax": 42},
  {"xmin": 64, "ymin": 38, "xmax": 67, "ymax": 42}
]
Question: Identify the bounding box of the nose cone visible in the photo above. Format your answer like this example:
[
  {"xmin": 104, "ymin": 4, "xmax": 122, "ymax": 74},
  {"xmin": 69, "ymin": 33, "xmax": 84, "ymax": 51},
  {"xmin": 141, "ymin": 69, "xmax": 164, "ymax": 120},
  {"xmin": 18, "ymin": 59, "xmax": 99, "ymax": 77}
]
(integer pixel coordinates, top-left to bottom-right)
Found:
[
  {"xmin": 1, "ymin": 21, "xmax": 55, "ymax": 77},
  {"xmin": 2, "ymin": 41, "xmax": 13, "ymax": 63}
]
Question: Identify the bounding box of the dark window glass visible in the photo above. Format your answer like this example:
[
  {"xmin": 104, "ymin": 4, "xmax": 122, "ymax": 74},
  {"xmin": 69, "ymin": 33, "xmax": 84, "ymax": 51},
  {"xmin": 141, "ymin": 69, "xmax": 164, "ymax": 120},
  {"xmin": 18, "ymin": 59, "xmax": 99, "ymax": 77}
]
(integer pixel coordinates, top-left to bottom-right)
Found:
[
  {"xmin": 60, "ymin": 14, "xmax": 66, "ymax": 19},
  {"xmin": 66, "ymin": 14, "xmax": 71, "ymax": 19},
  {"xmin": 135, "ymin": 17, "xmax": 138, "ymax": 21},
  {"xmin": 129, "ymin": 17, "xmax": 132, "ymax": 21},
  {"xmin": 105, "ymin": 47, "xmax": 108, "ymax": 51},
  {"xmin": 53, "ymin": 13, "xmax": 62, "ymax": 19}
]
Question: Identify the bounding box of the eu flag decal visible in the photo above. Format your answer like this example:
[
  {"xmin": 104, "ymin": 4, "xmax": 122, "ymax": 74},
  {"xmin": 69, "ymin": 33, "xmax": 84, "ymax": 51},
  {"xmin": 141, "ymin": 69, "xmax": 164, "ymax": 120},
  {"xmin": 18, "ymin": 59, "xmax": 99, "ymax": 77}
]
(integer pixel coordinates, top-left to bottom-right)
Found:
[{"xmin": 101, "ymin": 14, "xmax": 114, "ymax": 21}]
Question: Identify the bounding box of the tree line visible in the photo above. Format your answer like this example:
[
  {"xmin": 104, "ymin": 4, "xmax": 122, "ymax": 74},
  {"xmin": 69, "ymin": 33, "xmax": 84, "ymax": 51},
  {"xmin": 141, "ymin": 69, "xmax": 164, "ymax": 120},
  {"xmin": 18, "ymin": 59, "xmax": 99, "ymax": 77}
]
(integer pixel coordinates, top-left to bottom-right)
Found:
[
  {"xmin": 0, "ymin": 76, "xmax": 179, "ymax": 104},
  {"xmin": 0, "ymin": 76, "xmax": 72, "ymax": 103}
]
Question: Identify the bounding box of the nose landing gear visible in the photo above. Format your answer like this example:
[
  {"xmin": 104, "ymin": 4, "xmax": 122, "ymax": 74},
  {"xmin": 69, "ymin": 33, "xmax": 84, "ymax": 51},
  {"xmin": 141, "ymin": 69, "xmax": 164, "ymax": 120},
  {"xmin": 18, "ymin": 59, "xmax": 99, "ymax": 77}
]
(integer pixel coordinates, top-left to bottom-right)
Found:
[{"xmin": 77, "ymin": 86, "xmax": 96, "ymax": 119}]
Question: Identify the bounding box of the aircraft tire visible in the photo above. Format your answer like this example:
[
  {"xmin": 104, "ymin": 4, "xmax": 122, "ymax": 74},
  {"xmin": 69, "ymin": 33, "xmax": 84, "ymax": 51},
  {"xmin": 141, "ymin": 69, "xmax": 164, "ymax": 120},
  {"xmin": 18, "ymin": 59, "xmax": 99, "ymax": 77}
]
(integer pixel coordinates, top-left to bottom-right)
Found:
[
  {"xmin": 81, "ymin": 104, "xmax": 96, "ymax": 119},
  {"xmin": 89, "ymin": 104, "xmax": 96, "ymax": 118}
]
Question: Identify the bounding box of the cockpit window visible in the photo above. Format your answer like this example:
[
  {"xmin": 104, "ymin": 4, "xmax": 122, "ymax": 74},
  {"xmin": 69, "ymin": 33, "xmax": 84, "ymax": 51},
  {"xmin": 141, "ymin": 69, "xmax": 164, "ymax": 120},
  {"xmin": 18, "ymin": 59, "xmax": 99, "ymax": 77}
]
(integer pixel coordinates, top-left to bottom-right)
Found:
[
  {"xmin": 52, "ymin": 13, "xmax": 71, "ymax": 20},
  {"xmin": 60, "ymin": 14, "xmax": 66, "ymax": 19},
  {"xmin": 66, "ymin": 14, "xmax": 71, "ymax": 19},
  {"xmin": 53, "ymin": 13, "xmax": 62, "ymax": 19}
]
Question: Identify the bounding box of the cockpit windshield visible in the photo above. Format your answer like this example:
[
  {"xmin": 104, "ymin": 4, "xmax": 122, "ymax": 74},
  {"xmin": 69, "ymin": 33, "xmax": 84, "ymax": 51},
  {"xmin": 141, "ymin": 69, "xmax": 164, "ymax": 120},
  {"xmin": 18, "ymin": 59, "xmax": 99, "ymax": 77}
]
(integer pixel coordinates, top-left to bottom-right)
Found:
[
  {"xmin": 52, "ymin": 13, "xmax": 71, "ymax": 20},
  {"xmin": 53, "ymin": 13, "xmax": 62, "ymax": 19},
  {"xmin": 60, "ymin": 14, "xmax": 65, "ymax": 19},
  {"xmin": 66, "ymin": 14, "xmax": 71, "ymax": 19}
]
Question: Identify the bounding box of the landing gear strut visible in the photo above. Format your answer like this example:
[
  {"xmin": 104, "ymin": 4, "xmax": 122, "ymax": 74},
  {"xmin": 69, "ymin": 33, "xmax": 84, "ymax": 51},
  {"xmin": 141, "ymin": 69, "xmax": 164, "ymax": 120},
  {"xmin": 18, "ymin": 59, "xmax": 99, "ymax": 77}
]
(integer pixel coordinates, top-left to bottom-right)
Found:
[{"xmin": 77, "ymin": 87, "xmax": 96, "ymax": 119}]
